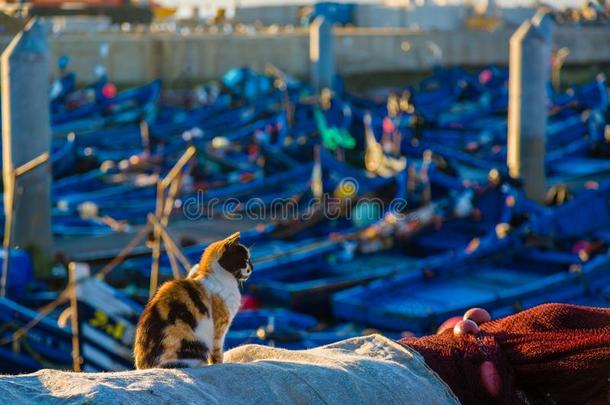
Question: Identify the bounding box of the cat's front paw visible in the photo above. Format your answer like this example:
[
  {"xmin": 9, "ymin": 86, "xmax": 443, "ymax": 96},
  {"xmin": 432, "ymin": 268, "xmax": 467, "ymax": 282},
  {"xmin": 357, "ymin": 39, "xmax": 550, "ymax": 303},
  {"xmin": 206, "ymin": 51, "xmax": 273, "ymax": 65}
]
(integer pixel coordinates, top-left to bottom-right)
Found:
[{"xmin": 209, "ymin": 353, "xmax": 224, "ymax": 364}]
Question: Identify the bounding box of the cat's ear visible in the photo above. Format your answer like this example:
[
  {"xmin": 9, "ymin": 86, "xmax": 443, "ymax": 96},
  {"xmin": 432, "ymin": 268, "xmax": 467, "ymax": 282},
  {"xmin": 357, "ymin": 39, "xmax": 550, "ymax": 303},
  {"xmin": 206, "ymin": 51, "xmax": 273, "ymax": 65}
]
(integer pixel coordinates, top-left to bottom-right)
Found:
[
  {"xmin": 222, "ymin": 232, "xmax": 240, "ymax": 247},
  {"xmin": 198, "ymin": 232, "xmax": 242, "ymax": 276}
]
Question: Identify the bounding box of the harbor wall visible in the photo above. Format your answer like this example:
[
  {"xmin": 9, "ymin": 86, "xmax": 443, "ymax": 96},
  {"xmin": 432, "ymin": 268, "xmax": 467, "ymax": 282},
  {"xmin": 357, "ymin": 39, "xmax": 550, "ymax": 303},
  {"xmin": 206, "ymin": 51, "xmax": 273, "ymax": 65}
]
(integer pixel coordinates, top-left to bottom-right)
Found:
[
  {"xmin": 233, "ymin": 3, "xmax": 536, "ymax": 31},
  {"xmin": 0, "ymin": 26, "xmax": 608, "ymax": 85},
  {"xmin": 232, "ymin": 3, "xmax": 466, "ymax": 29},
  {"xmin": 354, "ymin": 4, "xmax": 468, "ymax": 30},
  {"xmin": 233, "ymin": 5, "xmax": 304, "ymax": 26}
]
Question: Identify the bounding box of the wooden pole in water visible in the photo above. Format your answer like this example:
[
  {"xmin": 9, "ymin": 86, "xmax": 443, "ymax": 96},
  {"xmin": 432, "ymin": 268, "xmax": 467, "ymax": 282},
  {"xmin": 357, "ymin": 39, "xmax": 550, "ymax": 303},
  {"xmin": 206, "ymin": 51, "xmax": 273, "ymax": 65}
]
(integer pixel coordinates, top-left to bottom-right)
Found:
[
  {"xmin": 149, "ymin": 181, "xmax": 164, "ymax": 298},
  {"xmin": 507, "ymin": 8, "xmax": 554, "ymax": 203},
  {"xmin": 1, "ymin": 18, "xmax": 53, "ymax": 279},
  {"xmin": 147, "ymin": 213, "xmax": 191, "ymax": 279},
  {"xmin": 310, "ymin": 16, "xmax": 334, "ymax": 93},
  {"xmin": 265, "ymin": 64, "xmax": 294, "ymax": 128},
  {"xmin": 68, "ymin": 262, "xmax": 85, "ymax": 372},
  {"xmin": 140, "ymin": 120, "xmax": 151, "ymax": 155},
  {"xmin": 149, "ymin": 146, "xmax": 196, "ymax": 298}
]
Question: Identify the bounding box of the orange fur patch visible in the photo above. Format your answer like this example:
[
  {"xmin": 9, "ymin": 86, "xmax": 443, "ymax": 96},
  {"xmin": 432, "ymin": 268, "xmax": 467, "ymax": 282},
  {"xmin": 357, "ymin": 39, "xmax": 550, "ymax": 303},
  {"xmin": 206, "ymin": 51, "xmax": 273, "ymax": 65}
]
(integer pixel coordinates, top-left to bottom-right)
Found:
[
  {"xmin": 196, "ymin": 232, "xmax": 240, "ymax": 278},
  {"xmin": 210, "ymin": 293, "xmax": 230, "ymax": 364}
]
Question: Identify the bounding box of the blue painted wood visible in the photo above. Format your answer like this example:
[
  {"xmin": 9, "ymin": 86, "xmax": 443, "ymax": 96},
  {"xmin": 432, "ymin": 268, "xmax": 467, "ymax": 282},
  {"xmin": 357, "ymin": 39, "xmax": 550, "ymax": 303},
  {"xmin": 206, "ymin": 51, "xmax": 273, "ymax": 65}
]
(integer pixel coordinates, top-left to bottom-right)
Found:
[{"xmin": 332, "ymin": 182, "xmax": 610, "ymax": 333}]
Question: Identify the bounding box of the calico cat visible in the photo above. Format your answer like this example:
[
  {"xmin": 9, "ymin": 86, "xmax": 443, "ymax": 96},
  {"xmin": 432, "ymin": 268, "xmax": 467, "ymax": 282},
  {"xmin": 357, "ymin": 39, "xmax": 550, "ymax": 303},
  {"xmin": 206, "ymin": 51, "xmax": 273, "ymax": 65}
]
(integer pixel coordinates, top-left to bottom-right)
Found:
[{"xmin": 134, "ymin": 232, "xmax": 252, "ymax": 369}]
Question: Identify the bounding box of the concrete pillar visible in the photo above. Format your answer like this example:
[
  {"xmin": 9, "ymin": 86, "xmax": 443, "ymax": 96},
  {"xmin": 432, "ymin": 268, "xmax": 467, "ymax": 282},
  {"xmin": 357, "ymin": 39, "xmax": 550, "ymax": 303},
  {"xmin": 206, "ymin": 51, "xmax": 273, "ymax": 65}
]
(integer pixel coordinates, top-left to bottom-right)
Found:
[
  {"xmin": 1, "ymin": 19, "xmax": 53, "ymax": 278},
  {"xmin": 507, "ymin": 8, "xmax": 554, "ymax": 203},
  {"xmin": 310, "ymin": 16, "xmax": 334, "ymax": 93}
]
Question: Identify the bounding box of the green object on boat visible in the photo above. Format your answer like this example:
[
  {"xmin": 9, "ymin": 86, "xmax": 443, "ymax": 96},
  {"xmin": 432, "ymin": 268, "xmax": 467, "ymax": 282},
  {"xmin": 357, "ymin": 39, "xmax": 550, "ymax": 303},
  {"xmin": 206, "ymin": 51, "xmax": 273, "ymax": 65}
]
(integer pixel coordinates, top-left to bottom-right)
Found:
[{"xmin": 314, "ymin": 109, "xmax": 356, "ymax": 151}]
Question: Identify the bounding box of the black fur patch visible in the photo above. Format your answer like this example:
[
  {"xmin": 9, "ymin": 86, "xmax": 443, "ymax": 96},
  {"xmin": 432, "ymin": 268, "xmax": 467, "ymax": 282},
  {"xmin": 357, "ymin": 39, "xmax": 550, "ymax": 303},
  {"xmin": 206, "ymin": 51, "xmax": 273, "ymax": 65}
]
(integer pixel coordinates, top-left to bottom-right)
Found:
[
  {"xmin": 177, "ymin": 339, "xmax": 208, "ymax": 360},
  {"xmin": 144, "ymin": 306, "xmax": 166, "ymax": 367},
  {"xmin": 166, "ymin": 300, "xmax": 197, "ymax": 329},
  {"xmin": 180, "ymin": 281, "xmax": 209, "ymax": 316},
  {"xmin": 218, "ymin": 243, "xmax": 251, "ymax": 279}
]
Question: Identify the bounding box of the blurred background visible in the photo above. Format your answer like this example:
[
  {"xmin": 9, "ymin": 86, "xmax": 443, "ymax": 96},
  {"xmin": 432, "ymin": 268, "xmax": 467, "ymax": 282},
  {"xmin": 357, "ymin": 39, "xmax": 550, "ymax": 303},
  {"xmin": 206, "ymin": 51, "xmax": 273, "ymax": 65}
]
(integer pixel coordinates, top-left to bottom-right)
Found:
[{"xmin": 0, "ymin": 0, "xmax": 608, "ymax": 374}]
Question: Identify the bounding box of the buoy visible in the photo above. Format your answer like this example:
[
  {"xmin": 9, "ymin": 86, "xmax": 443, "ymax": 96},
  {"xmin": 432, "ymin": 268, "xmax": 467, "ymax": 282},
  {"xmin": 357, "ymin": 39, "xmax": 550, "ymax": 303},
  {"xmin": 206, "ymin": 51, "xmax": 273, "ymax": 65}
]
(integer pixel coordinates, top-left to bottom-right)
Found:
[
  {"xmin": 453, "ymin": 319, "xmax": 480, "ymax": 336},
  {"xmin": 102, "ymin": 83, "xmax": 117, "ymax": 99},
  {"xmin": 382, "ymin": 117, "xmax": 395, "ymax": 134},
  {"xmin": 463, "ymin": 308, "xmax": 492, "ymax": 325},
  {"xmin": 479, "ymin": 69, "xmax": 493, "ymax": 85},
  {"xmin": 241, "ymin": 295, "xmax": 260, "ymax": 310},
  {"xmin": 571, "ymin": 240, "xmax": 592, "ymax": 255}
]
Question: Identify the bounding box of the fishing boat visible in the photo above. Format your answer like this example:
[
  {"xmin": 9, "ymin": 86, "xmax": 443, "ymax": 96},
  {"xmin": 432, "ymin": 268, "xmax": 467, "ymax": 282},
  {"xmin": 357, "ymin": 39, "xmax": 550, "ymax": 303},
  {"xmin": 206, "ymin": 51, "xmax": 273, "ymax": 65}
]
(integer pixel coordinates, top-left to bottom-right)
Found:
[
  {"xmin": 331, "ymin": 181, "xmax": 610, "ymax": 333},
  {"xmin": 52, "ymin": 80, "xmax": 161, "ymax": 135},
  {"xmin": 0, "ymin": 297, "xmax": 73, "ymax": 374},
  {"xmin": 69, "ymin": 264, "xmax": 143, "ymax": 371},
  {"xmin": 0, "ymin": 60, "xmax": 608, "ymax": 374}
]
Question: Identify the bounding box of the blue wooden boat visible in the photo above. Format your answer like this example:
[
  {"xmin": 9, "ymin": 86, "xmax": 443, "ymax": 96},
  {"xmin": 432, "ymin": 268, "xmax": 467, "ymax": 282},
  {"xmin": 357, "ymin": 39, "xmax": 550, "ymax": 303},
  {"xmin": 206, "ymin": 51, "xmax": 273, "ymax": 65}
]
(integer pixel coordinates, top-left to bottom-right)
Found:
[
  {"xmin": 332, "ymin": 181, "xmax": 610, "ymax": 333},
  {"xmin": 102, "ymin": 139, "xmax": 404, "ymax": 286},
  {"xmin": 49, "ymin": 71, "xmax": 112, "ymax": 124},
  {"xmin": 0, "ymin": 134, "xmax": 78, "ymax": 181},
  {"xmin": 50, "ymin": 73, "xmax": 77, "ymax": 112},
  {"xmin": 51, "ymin": 134, "xmax": 78, "ymax": 179},
  {"xmin": 245, "ymin": 168, "xmax": 466, "ymax": 312},
  {"xmin": 71, "ymin": 266, "xmax": 143, "ymax": 371},
  {"xmin": 231, "ymin": 309, "xmax": 318, "ymax": 332},
  {"xmin": 226, "ymin": 309, "xmax": 366, "ymax": 350},
  {"xmin": 52, "ymin": 216, "xmax": 118, "ymax": 237},
  {"xmin": 250, "ymin": 252, "xmax": 422, "ymax": 314},
  {"xmin": 0, "ymin": 297, "xmax": 73, "ymax": 374},
  {"xmin": 52, "ymin": 80, "xmax": 161, "ymax": 135},
  {"xmin": 9, "ymin": 266, "xmax": 145, "ymax": 372}
]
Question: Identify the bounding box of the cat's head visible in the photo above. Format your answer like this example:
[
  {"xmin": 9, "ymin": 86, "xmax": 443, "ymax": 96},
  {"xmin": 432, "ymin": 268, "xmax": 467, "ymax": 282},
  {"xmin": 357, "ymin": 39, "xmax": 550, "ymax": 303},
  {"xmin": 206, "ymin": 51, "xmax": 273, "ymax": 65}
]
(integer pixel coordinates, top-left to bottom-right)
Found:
[{"xmin": 198, "ymin": 232, "xmax": 253, "ymax": 282}]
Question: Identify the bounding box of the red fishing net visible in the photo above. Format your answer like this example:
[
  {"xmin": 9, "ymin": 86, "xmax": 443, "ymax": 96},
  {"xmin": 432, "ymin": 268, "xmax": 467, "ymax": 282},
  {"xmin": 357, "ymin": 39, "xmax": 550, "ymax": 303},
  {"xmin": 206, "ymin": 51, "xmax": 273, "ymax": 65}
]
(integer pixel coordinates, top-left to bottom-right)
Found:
[{"xmin": 399, "ymin": 304, "xmax": 610, "ymax": 404}]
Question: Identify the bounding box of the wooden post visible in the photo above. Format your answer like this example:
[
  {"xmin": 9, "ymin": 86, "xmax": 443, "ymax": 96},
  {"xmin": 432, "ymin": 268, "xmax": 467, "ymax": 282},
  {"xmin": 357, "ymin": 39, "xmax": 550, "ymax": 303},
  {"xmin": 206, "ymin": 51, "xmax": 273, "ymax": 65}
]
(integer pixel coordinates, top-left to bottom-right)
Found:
[
  {"xmin": 507, "ymin": 8, "xmax": 554, "ymax": 203},
  {"xmin": 140, "ymin": 120, "xmax": 151, "ymax": 155},
  {"xmin": 68, "ymin": 262, "xmax": 88, "ymax": 372},
  {"xmin": 310, "ymin": 16, "xmax": 334, "ymax": 93},
  {"xmin": 552, "ymin": 47, "xmax": 570, "ymax": 92},
  {"xmin": 265, "ymin": 64, "xmax": 294, "ymax": 128},
  {"xmin": 149, "ymin": 146, "xmax": 196, "ymax": 298},
  {"xmin": 1, "ymin": 18, "xmax": 53, "ymax": 278},
  {"xmin": 149, "ymin": 182, "xmax": 164, "ymax": 299},
  {"xmin": 147, "ymin": 213, "xmax": 192, "ymax": 279}
]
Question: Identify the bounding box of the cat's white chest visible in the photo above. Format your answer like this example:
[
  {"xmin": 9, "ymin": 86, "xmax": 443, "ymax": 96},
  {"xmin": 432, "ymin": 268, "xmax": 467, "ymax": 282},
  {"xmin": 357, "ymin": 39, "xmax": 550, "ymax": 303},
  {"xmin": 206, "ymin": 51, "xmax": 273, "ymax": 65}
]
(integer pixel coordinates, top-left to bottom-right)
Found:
[
  {"xmin": 191, "ymin": 268, "xmax": 242, "ymax": 357},
  {"xmin": 200, "ymin": 263, "xmax": 242, "ymax": 318}
]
